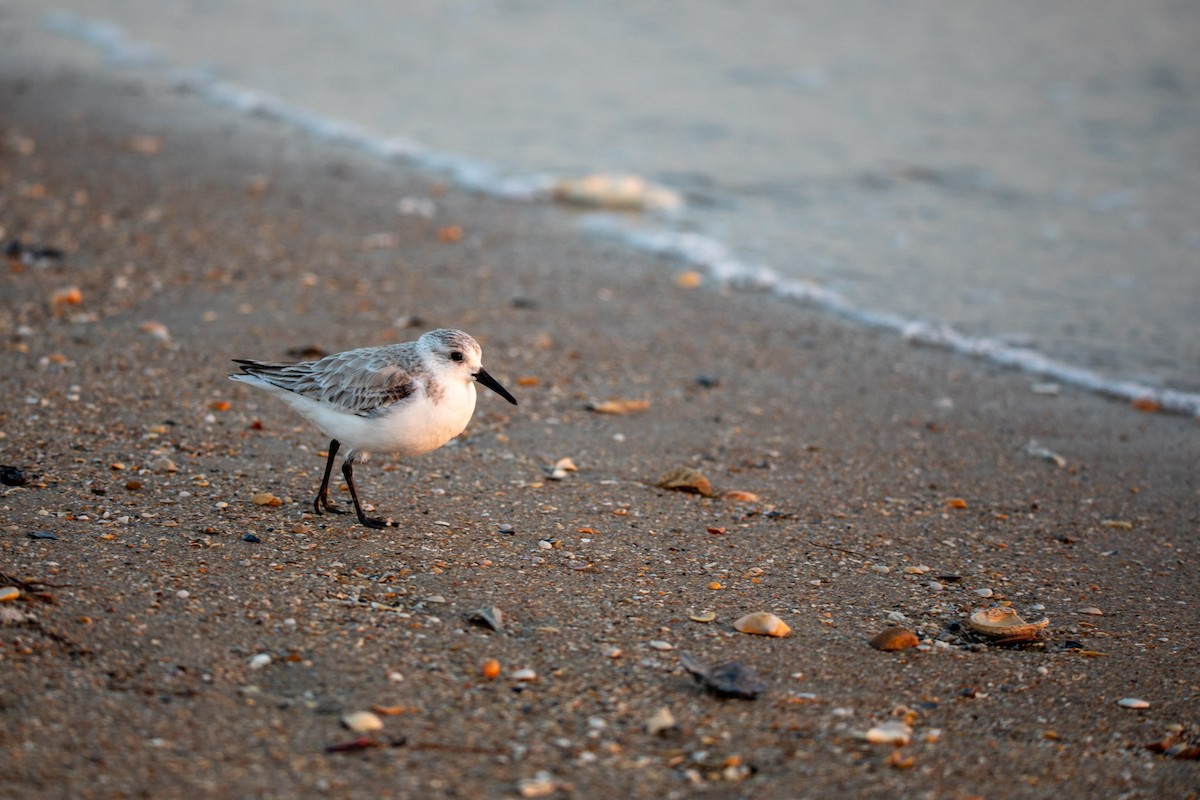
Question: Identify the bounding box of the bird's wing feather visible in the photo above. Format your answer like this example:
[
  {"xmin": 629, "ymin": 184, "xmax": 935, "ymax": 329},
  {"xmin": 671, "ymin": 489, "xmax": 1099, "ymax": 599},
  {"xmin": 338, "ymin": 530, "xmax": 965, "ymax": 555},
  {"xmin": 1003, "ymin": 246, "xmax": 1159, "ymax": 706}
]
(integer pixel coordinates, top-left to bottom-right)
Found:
[{"xmin": 233, "ymin": 346, "xmax": 420, "ymax": 415}]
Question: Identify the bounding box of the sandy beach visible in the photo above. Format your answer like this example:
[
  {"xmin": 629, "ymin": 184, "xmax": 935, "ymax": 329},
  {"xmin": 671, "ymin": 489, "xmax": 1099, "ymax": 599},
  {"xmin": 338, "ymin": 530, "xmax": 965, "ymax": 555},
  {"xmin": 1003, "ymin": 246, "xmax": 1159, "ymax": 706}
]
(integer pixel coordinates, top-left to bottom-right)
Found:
[{"xmin": 2, "ymin": 35, "xmax": 1199, "ymax": 800}]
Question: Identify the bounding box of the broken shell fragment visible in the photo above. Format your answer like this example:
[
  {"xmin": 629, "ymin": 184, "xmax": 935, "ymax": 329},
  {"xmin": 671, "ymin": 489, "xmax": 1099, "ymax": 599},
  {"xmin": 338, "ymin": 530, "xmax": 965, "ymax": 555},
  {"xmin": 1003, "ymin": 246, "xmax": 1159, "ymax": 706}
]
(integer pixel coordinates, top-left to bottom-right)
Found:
[
  {"xmin": 965, "ymin": 606, "xmax": 1049, "ymax": 639},
  {"xmin": 869, "ymin": 627, "xmax": 919, "ymax": 652},
  {"xmin": 679, "ymin": 652, "xmax": 765, "ymax": 700},
  {"xmin": 464, "ymin": 606, "xmax": 505, "ymax": 632},
  {"xmin": 733, "ymin": 612, "xmax": 791, "ymax": 638},
  {"xmin": 655, "ymin": 466, "xmax": 716, "ymax": 497},
  {"xmin": 689, "ymin": 611, "xmax": 716, "ymax": 623},
  {"xmin": 645, "ymin": 707, "xmax": 676, "ymax": 736}
]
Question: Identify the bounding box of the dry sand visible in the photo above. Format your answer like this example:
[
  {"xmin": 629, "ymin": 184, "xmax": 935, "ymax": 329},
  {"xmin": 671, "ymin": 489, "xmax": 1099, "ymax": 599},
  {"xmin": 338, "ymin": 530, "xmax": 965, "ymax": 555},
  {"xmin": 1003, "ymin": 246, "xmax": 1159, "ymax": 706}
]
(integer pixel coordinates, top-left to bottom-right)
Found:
[{"xmin": 2, "ymin": 45, "xmax": 1198, "ymax": 800}]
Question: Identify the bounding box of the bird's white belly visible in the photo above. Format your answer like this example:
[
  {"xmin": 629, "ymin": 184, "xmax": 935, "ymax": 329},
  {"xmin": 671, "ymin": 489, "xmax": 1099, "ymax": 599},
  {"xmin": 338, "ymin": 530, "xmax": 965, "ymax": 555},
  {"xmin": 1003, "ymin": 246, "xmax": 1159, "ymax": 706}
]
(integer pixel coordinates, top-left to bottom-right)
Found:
[{"xmin": 281, "ymin": 381, "xmax": 477, "ymax": 457}]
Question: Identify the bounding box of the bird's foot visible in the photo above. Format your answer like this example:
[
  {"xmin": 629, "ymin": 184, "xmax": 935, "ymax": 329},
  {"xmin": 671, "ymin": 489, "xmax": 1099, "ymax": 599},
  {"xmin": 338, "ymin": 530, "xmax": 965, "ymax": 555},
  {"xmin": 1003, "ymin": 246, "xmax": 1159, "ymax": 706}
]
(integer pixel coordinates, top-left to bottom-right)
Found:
[{"xmin": 358, "ymin": 514, "xmax": 397, "ymax": 530}]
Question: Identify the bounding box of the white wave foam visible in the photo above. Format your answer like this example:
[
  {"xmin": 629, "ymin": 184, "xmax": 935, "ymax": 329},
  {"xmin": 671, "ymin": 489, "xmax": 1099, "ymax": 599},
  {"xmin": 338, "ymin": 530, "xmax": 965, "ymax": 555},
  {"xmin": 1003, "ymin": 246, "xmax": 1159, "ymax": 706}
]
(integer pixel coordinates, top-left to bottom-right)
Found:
[{"xmin": 582, "ymin": 215, "xmax": 1200, "ymax": 417}]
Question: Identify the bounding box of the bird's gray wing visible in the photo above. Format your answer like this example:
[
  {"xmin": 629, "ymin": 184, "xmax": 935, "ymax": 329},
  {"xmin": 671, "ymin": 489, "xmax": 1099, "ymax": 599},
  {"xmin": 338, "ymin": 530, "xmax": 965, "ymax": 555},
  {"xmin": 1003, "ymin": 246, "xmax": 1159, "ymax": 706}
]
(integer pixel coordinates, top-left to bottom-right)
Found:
[{"xmin": 233, "ymin": 346, "xmax": 419, "ymax": 416}]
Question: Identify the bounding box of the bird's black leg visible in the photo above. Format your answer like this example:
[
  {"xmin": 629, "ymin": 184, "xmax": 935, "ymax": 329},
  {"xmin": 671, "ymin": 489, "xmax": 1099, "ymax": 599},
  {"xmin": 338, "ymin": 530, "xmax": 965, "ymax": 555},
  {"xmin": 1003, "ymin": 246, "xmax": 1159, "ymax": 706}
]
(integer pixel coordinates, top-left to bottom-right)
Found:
[
  {"xmin": 313, "ymin": 439, "xmax": 349, "ymax": 515},
  {"xmin": 342, "ymin": 457, "xmax": 394, "ymax": 529}
]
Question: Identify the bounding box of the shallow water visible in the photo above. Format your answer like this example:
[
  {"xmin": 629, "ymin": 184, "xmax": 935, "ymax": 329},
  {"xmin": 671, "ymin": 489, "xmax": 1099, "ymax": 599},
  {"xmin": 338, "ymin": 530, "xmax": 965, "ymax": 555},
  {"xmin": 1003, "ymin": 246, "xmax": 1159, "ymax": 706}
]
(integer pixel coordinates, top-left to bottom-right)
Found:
[{"xmin": 19, "ymin": 0, "xmax": 1200, "ymax": 408}]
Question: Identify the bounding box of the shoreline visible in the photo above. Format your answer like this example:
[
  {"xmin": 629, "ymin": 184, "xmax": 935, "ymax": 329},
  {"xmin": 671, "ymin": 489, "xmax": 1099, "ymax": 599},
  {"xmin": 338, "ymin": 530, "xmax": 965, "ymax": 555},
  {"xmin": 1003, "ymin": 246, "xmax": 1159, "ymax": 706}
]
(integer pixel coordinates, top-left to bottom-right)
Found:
[
  {"xmin": 3, "ymin": 30, "xmax": 1199, "ymax": 800},
  {"xmin": 28, "ymin": 7, "xmax": 1200, "ymax": 418}
]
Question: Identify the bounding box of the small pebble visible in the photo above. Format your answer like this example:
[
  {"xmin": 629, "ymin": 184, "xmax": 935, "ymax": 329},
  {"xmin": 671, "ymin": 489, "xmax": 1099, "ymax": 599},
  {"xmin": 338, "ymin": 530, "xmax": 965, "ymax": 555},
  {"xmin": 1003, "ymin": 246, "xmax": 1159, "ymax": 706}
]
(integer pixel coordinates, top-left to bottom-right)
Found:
[
  {"xmin": 649, "ymin": 640, "xmax": 674, "ymax": 651},
  {"xmin": 341, "ymin": 711, "xmax": 384, "ymax": 733},
  {"xmin": 973, "ymin": 588, "xmax": 994, "ymax": 598},
  {"xmin": 1078, "ymin": 607, "xmax": 1104, "ymax": 616},
  {"xmin": 248, "ymin": 653, "xmax": 272, "ymax": 670},
  {"xmin": 0, "ymin": 587, "xmax": 20, "ymax": 603},
  {"xmin": 511, "ymin": 668, "xmax": 538, "ymax": 682},
  {"xmin": 27, "ymin": 531, "xmax": 57, "ymax": 540},
  {"xmin": 242, "ymin": 533, "xmax": 261, "ymax": 543},
  {"xmin": 1118, "ymin": 698, "xmax": 1150, "ymax": 709}
]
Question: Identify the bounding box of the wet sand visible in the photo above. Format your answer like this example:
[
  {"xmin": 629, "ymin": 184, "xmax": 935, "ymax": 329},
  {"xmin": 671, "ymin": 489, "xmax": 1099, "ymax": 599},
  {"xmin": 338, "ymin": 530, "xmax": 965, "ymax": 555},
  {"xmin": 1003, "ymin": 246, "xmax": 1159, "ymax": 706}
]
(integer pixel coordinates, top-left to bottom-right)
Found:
[{"xmin": 2, "ymin": 42, "xmax": 1199, "ymax": 800}]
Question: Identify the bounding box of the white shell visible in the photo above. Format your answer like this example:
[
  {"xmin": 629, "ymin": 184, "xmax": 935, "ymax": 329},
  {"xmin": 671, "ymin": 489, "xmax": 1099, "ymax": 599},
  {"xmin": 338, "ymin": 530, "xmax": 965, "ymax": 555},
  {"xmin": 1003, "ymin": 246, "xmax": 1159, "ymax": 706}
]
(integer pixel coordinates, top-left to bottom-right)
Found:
[
  {"xmin": 733, "ymin": 612, "xmax": 791, "ymax": 637},
  {"xmin": 965, "ymin": 607, "xmax": 1049, "ymax": 638}
]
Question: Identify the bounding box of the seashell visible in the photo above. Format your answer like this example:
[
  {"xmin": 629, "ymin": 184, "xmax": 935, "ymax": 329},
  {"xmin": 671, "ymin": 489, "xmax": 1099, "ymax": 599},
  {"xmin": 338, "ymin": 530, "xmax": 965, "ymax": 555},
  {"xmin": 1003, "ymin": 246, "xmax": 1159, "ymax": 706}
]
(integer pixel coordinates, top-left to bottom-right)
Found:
[
  {"xmin": 689, "ymin": 611, "xmax": 716, "ymax": 623},
  {"xmin": 965, "ymin": 607, "xmax": 1049, "ymax": 639},
  {"xmin": 869, "ymin": 626, "xmax": 919, "ymax": 651},
  {"xmin": 341, "ymin": 711, "xmax": 383, "ymax": 733},
  {"xmin": 552, "ymin": 173, "xmax": 683, "ymax": 211},
  {"xmin": 733, "ymin": 612, "xmax": 791, "ymax": 638},
  {"xmin": 861, "ymin": 720, "xmax": 912, "ymax": 746},
  {"xmin": 655, "ymin": 466, "xmax": 715, "ymax": 497}
]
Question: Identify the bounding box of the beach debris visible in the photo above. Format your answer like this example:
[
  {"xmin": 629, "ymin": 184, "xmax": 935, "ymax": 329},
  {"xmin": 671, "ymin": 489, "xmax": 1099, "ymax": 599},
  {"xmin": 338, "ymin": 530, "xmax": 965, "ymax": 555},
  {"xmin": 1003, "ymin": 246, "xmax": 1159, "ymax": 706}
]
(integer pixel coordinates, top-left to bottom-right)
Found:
[
  {"xmin": 139, "ymin": 320, "xmax": 172, "ymax": 343},
  {"xmin": 655, "ymin": 466, "xmax": 716, "ymax": 497},
  {"xmin": 973, "ymin": 588, "xmax": 994, "ymax": 598},
  {"xmin": 679, "ymin": 652, "xmax": 765, "ymax": 700},
  {"xmin": 547, "ymin": 457, "xmax": 577, "ymax": 481},
  {"xmin": 1023, "ymin": 439, "xmax": 1067, "ymax": 467},
  {"xmin": 437, "ymin": 224, "xmax": 463, "ymax": 243},
  {"xmin": 869, "ymin": 627, "xmax": 919, "ymax": 652},
  {"xmin": 1131, "ymin": 396, "xmax": 1161, "ymax": 413},
  {"xmin": 689, "ymin": 610, "xmax": 716, "ymax": 623},
  {"xmin": 397, "ymin": 195, "xmax": 436, "ymax": 218},
  {"xmin": 0, "ymin": 587, "xmax": 20, "ymax": 603},
  {"xmin": 511, "ymin": 668, "xmax": 538, "ymax": 682},
  {"xmin": 1031, "ymin": 382, "xmax": 1061, "ymax": 396},
  {"xmin": 50, "ymin": 286, "xmax": 83, "ymax": 314},
  {"xmin": 341, "ymin": 711, "xmax": 384, "ymax": 734},
  {"xmin": 481, "ymin": 658, "xmax": 502, "ymax": 680},
  {"xmin": 676, "ymin": 270, "xmax": 703, "ymax": 288},
  {"xmin": 858, "ymin": 720, "xmax": 913, "ymax": 746},
  {"xmin": 649, "ymin": 640, "xmax": 675, "ymax": 651},
  {"xmin": 149, "ymin": 456, "xmax": 178, "ymax": 473},
  {"xmin": 464, "ymin": 605, "xmax": 505, "ymax": 632},
  {"xmin": 733, "ymin": 612, "xmax": 791, "ymax": 638},
  {"xmin": 1118, "ymin": 698, "xmax": 1150, "ymax": 710},
  {"xmin": 125, "ymin": 134, "xmax": 163, "ymax": 155},
  {"xmin": 1145, "ymin": 728, "xmax": 1200, "ymax": 760},
  {"xmin": 248, "ymin": 653, "xmax": 272, "ymax": 670},
  {"xmin": 370, "ymin": 704, "xmax": 418, "ymax": 716},
  {"xmin": 27, "ymin": 531, "xmax": 57, "ymax": 541},
  {"xmin": 587, "ymin": 397, "xmax": 650, "ymax": 415},
  {"xmin": 1100, "ymin": 519, "xmax": 1132, "ymax": 530},
  {"xmin": 944, "ymin": 497, "xmax": 968, "ymax": 509},
  {"xmin": 646, "ymin": 707, "xmax": 677, "ymax": 736},
  {"xmin": 516, "ymin": 771, "xmax": 560, "ymax": 798},
  {"xmin": 251, "ymin": 492, "xmax": 282, "ymax": 507},
  {"xmin": 5, "ymin": 239, "xmax": 64, "ymax": 266},
  {"xmin": 242, "ymin": 534, "xmax": 261, "ymax": 543},
  {"xmin": 723, "ymin": 490, "xmax": 761, "ymax": 503},
  {"xmin": 552, "ymin": 173, "xmax": 683, "ymax": 211},
  {"xmin": 0, "ymin": 466, "xmax": 29, "ymax": 487},
  {"xmin": 965, "ymin": 607, "xmax": 1049, "ymax": 641},
  {"xmin": 1077, "ymin": 606, "xmax": 1104, "ymax": 616}
]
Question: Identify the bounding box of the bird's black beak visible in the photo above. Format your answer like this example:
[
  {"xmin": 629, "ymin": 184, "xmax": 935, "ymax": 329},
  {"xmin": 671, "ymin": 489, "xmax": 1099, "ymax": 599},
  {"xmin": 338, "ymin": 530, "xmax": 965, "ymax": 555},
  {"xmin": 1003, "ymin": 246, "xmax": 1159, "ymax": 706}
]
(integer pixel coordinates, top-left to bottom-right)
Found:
[{"xmin": 475, "ymin": 368, "xmax": 518, "ymax": 405}]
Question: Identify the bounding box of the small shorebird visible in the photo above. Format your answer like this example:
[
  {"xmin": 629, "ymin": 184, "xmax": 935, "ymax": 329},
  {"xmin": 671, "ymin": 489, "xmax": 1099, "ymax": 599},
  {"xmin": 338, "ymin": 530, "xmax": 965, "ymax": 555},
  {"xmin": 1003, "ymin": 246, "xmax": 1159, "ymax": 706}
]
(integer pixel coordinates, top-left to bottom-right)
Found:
[{"xmin": 230, "ymin": 328, "xmax": 517, "ymax": 529}]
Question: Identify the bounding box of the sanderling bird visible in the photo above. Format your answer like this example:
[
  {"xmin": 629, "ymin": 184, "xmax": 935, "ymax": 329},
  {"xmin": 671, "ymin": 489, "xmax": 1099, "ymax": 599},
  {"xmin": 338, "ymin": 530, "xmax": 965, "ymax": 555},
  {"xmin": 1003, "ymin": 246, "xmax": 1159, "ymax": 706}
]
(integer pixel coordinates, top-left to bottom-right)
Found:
[{"xmin": 230, "ymin": 328, "xmax": 517, "ymax": 529}]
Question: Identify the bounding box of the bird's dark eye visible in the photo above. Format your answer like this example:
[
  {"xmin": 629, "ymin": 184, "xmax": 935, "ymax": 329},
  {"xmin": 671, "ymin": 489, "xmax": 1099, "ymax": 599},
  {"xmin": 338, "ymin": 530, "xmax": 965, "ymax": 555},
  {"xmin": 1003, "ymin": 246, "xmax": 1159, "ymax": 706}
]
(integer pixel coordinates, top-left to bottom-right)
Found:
[{"xmin": 450, "ymin": 351, "xmax": 464, "ymax": 363}]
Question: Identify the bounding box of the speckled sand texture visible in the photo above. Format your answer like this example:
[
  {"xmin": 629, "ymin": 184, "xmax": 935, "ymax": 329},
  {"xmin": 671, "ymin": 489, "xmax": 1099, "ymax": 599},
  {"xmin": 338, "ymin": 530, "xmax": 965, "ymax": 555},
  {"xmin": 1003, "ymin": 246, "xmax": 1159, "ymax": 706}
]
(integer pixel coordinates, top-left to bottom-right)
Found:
[{"xmin": 2, "ymin": 43, "xmax": 1199, "ymax": 800}]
